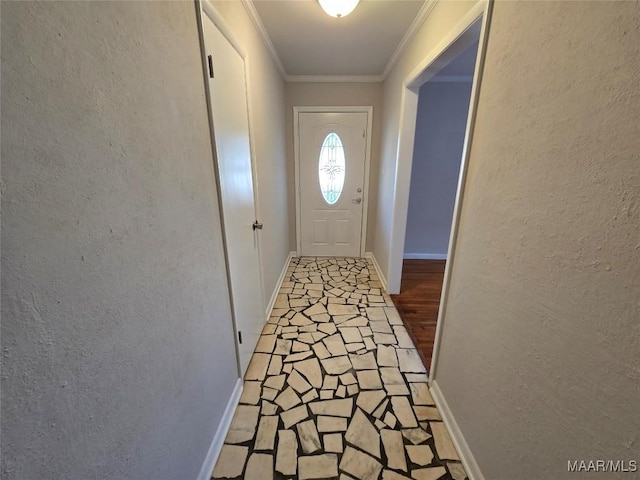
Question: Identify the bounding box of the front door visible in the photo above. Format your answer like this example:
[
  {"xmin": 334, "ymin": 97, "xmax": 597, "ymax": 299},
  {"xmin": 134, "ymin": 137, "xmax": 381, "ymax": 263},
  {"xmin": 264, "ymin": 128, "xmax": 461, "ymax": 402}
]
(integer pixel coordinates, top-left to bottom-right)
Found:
[
  {"xmin": 298, "ymin": 112, "xmax": 368, "ymax": 257},
  {"xmin": 202, "ymin": 12, "xmax": 265, "ymax": 375}
]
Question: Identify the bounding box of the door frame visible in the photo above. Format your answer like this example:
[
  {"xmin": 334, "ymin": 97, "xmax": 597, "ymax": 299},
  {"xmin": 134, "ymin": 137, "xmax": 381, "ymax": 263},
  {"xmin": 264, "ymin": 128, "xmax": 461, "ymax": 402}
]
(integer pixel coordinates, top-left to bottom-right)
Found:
[
  {"xmin": 196, "ymin": 0, "xmax": 267, "ymax": 375},
  {"xmin": 293, "ymin": 106, "xmax": 373, "ymax": 257},
  {"xmin": 384, "ymin": 1, "xmax": 492, "ymax": 379}
]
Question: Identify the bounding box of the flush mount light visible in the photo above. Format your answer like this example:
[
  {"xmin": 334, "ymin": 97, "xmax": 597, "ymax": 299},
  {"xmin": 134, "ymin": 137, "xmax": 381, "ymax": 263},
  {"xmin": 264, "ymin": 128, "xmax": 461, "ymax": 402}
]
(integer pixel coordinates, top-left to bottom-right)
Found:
[{"xmin": 318, "ymin": 0, "xmax": 360, "ymax": 18}]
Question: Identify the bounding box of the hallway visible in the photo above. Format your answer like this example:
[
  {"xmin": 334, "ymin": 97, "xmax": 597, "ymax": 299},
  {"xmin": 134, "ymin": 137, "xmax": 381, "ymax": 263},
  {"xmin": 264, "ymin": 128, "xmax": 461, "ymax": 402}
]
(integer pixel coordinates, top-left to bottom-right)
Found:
[{"xmin": 212, "ymin": 257, "xmax": 467, "ymax": 480}]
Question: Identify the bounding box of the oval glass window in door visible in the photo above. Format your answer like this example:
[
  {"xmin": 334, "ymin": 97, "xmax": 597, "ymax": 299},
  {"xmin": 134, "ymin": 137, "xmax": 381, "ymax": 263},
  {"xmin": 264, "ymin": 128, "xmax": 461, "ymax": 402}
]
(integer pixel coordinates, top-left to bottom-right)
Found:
[{"xmin": 318, "ymin": 132, "xmax": 346, "ymax": 205}]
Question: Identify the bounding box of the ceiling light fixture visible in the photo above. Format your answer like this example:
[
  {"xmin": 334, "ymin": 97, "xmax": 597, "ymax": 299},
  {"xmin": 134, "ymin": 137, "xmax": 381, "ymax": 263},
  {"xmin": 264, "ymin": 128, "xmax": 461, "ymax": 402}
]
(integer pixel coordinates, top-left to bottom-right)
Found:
[{"xmin": 318, "ymin": 0, "xmax": 360, "ymax": 18}]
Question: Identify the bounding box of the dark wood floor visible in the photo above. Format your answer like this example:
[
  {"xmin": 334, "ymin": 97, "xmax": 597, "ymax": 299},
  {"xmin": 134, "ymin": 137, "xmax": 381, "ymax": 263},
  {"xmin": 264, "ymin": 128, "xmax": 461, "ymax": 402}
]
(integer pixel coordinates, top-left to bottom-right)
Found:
[{"xmin": 390, "ymin": 259, "xmax": 446, "ymax": 372}]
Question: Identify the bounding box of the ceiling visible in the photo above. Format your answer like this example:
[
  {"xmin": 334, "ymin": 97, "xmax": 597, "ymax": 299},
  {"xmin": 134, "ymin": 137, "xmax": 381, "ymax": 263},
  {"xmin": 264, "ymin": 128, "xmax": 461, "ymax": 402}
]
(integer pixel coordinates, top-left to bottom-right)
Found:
[{"xmin": 249, "ymin": 0, "xmax": 428, "ymax": 79}]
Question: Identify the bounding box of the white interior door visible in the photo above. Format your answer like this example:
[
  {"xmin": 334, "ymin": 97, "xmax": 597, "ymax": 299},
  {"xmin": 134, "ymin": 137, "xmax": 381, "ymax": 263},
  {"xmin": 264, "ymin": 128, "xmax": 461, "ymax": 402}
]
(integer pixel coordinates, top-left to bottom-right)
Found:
[
  {"xmin": 202, "ymin": 13, "xmax": 264, "ymax": 375},
  {"xmin": 298, "ymin": 112, "xmax": 368, "ymax": 257}
]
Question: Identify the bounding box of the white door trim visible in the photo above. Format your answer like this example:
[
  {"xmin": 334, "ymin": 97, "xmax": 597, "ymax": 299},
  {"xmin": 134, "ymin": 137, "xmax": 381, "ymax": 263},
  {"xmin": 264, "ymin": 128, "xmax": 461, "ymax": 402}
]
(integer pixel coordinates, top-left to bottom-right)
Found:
[
  {"xmin": 431, "ymin": 2, "xmax": 492, "ymax": 384},
  {"xmin": 294, "ymin": 106, "xmax": 373, "ymax": 257},
  {"xmin": 383, "ymin": 0, "xmax": 492, "ymax": 381}
]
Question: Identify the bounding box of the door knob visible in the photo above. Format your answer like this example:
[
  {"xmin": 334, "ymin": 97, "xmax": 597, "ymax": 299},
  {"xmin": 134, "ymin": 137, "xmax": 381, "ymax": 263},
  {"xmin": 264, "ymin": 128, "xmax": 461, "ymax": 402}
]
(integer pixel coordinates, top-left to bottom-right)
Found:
[
  {"xmin": 352, "ymin": 198, "xmax": 362, "ymax": 204},
  {"xmin": 253, "ymin": 221, "xmax": 263, "ymax": 230}
]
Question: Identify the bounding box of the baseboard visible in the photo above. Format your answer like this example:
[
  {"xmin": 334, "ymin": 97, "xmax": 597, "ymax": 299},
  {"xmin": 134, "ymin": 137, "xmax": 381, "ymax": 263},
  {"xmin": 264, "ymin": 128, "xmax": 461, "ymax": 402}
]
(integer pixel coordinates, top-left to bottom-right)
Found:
[
  {"xmin": 403, "ymin": 253, "xmax": 447, "ymax": 260},
  {"xmin": 265, "ymin": 251, "xmax": 296, "ymax": 318},
  {"xmin": 364, "ymin": 252, "xmax": 388, "ymax": 292},
  {"xmin": 429, "ymin": 379, "xmax": 484, "ymax": 480},
  {"xmin": 197, "ymin": 378, "xmax": 244, "ymax": 480}
]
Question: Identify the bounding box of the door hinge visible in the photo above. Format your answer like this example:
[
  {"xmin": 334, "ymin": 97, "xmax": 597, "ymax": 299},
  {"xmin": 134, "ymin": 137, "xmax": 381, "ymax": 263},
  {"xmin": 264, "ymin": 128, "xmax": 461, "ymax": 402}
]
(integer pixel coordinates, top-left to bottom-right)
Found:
[
  {"xmin": 363, "ymin": 129, "xmax": 366, "ymax": 138},
  {"xmin": 207, "ymin": 55, "xmax": 214, "ymax": 79},
  {"xmin": 238, "ymin": 331, "xmax": 243, "ymax": 344}
]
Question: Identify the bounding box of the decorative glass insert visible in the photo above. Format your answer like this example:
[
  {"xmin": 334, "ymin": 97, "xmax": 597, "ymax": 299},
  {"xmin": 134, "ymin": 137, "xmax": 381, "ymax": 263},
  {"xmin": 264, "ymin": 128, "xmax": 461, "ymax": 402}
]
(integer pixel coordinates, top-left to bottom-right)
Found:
[{"xmin": 318, "ymin": 132, "xmax": 346, "ymax": 205}]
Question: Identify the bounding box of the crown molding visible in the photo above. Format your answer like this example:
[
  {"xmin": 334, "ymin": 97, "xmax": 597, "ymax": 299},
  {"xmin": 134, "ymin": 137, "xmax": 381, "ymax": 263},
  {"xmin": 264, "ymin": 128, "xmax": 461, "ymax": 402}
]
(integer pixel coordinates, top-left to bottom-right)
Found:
[
  {"xmin": 243, "ymin": 0, "xmax": 438, "ymax": 83},
  {"xmin": 241, "ymin": 0, "xmax": 287, "ymax": 78},
  {"xmin": 382, "ymin": 0, "xmax": 439, "ymax": 80},
  {"xmin": 429, "ymin": 74, "xmax": 473, "ymax": 83},
  {"xmin": 284, "ymin": 74, "xmax": 384, "ymax": 83}
]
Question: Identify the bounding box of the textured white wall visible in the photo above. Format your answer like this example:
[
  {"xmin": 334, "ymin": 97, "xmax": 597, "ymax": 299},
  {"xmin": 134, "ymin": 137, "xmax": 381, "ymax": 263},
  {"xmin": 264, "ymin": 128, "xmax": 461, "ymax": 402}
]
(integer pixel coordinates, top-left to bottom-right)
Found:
[
  {"xmin": 212, "ymin": 1, "xmax": 289, "ymax": 303},
  {"xmin": 404, "ymin": 81, "xmax": 472, "ymax": 257},
  {"xmin": 1, "ymin": 2, "xmax": 238, "ymax": 479},
  {"xmin": 373, "ymin": 0, "xmax": 478, "ymax": 279},
  {"xmin": 434, "ymin": 2, "xmax": 640, "ymax": 478},
  {"xmin": 284, "ymin": 82, "xmax": 383, "ymax": 252}
]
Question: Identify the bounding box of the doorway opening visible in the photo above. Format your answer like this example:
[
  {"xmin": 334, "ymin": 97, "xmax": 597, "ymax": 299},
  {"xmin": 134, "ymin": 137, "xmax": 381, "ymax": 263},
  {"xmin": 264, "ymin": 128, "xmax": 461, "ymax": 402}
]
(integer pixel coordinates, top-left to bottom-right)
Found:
[
  {"xmin": 392, "ymin": 41, "xmax": 478, "ymax": 371},
  {"xmin": 385, "ymin": 2, "xmax": 491, "ymax": 377}
]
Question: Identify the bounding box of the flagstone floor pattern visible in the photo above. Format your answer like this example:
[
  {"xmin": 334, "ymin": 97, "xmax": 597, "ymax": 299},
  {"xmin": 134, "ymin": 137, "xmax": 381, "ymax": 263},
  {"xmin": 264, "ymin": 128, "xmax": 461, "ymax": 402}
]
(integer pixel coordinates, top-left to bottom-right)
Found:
[{"xmin": 212, "ymin": 257, "xmax": 468, "ymax": 480}]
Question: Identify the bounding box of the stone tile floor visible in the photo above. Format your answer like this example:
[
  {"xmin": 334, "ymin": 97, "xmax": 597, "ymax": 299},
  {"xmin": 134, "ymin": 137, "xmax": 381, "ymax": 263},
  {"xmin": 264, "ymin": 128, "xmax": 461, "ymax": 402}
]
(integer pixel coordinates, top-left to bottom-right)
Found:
[{"xmin": 212, "ymin": 257, "xmax": 468, "ymax": 480}]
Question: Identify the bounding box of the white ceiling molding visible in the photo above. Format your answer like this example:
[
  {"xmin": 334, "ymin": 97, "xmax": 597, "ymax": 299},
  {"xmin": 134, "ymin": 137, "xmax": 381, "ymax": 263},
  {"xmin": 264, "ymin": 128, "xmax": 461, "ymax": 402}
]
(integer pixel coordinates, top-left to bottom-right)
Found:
[
  {"xmin": 381, "ymin": 0, "xmax": 438, "ymax": 80},
  {"xmin": 284, "ymin": 75, "xmax": 384, "ymax": 83},
  {"xmin": 429, "ymin": 74, "xmax": 473, "ymax": 83},
  {"xmin": 242, "ymin": 0, "xmax": 287, "ymax": 77}
]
